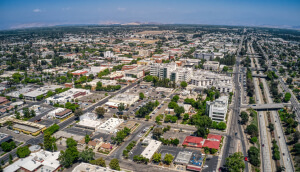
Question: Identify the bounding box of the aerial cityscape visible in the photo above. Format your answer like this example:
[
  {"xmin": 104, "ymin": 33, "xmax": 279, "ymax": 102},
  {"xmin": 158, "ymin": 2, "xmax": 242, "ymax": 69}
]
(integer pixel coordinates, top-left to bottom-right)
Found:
[{"xmin": 0, "ymin": 1, "xmax": 299, "ymax": 172}]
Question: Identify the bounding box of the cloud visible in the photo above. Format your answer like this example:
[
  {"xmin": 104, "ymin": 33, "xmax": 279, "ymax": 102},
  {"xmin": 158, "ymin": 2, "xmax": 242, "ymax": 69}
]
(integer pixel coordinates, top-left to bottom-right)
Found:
[
  {"xmin": 33, "ymin": 8, "xmax": 41, "ymax": 13},
  {"xmin": 117, "ymin": 7, "xmax": 126, "ymax": 11}
]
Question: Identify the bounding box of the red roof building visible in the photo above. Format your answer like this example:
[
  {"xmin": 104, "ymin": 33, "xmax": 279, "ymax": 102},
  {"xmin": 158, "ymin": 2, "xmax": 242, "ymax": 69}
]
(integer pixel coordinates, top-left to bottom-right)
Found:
[{"xmin": 182, "ymin": 134, "xmax": 222, "ymax": 150}]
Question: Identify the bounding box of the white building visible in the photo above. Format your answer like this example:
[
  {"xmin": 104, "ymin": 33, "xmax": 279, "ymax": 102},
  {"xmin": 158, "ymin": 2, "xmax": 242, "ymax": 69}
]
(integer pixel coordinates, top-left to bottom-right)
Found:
[
  {"xmin": 203, "ymin": 61, "xmax": 220, "ymax": 71},
  {"xmin": 4, "ymin": 150, "xmax": 60, "ymax": 172},
  {"xmin": 150, "ymin": 62, "xmax": 177, "ymax": 79},
  {"xmin": 45, "ymin": 88, "xmax": 90, "ymax": 105},
  {"xmin": 104, "ymin": 51, "xmax": 114, "ymax": 58},
  {"xmin": 170, "ymin": 68, "xmax": 193, "ymax": 82},
  {"xmin": 97, "ymin": 118, "xmax": 124, "ymax": 133},
  {"xmin": 206, "ymin": 96, "xmax": 228, "ymax": 122},
  {"xmin": 77, "ymin": 113, "xmax": 101, "ymax": 130},
  {"xmin": 72, "ymin": 163, "xmax": 125, "ymax": 172},
  {"xmin": 107, "ymin": 93, "xmax": 139, "ymax": 106},
  {"xmin": 190, "ymin": 70, "xmax": 232, "ymax": 93},
  {"xmin": 141, "ymin": 139, "xmax": 162, "ymax": 160}
]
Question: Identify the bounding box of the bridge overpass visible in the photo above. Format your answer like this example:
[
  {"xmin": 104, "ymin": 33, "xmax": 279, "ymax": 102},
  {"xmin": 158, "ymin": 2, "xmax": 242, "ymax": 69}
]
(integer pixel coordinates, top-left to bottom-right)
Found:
[
  {"xmin": 252, "ymin": 74, "xmax": 267, "ymax": 78},
  {"xmin": 241, "ymin": 103, "xmax": 291, "ymax": 110}
]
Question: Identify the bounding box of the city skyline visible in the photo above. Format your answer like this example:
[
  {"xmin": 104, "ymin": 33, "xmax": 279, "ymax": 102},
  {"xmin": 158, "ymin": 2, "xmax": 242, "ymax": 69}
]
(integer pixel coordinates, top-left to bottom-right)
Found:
[{"xmin": 1, "ymin": 0, "xmax": 300, "ymax": 30}]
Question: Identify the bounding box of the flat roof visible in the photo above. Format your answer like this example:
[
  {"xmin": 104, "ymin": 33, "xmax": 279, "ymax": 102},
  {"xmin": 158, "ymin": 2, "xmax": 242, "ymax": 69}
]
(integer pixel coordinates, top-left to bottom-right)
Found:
[
  {"xmin": 141, "ymin": 139, "xmax": 161, "ymax": 159},
  {"xmin": 174, "ymin": 151, "xmax": 193, "ymax": 164}
]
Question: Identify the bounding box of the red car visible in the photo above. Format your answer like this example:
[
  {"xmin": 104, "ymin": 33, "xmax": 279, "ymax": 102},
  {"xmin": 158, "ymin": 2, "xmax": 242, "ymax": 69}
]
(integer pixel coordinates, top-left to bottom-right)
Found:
[{"xmin": 244, "ymin": 157, "xmax": 248, "ymax": 161}]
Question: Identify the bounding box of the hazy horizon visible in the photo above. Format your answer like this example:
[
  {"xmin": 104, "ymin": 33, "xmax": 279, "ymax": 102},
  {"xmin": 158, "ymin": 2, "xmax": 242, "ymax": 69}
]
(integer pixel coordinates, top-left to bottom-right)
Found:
[{"xmin": 1, "ymin": 0, "xmax": 300, "ymax": 30}]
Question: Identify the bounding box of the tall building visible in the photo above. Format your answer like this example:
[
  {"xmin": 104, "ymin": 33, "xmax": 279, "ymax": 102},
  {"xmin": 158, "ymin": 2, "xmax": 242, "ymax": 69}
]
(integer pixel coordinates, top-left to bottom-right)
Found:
[
  {"xmin": 206, "ymin": 96, "xmax": 228, "ymax": 122},
  {"xmin": 170, "ymin": 68, "xmax": 193, "ymax": 82},
  {"xmin": 150, "ymin": 62, "xmax": 177, "ymax": 79}
]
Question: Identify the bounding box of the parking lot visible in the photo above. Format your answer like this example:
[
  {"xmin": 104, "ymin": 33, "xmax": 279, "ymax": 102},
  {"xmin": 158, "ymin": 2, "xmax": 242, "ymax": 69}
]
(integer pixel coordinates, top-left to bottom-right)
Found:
[
  {"xmin": 0, "ymin": 127, "xmax": 34, "ymax": 142},
  {"xmin": 162, "ymin": 129, "xmax": 191, "ymax": 144},
  {"xmin": 202, "ymin": 155, "xmax": 219, "ymax": 172},
  {"xmin": 63, "ymin": 126, "xmax": 93, "ymax": 136}
]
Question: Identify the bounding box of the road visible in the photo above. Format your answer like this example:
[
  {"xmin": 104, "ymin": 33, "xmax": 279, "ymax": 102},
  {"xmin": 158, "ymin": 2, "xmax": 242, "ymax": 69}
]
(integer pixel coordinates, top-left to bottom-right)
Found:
[
  {"xmin": 220, "ymin": 32, "xmax": 249, "ymax": 172},
  {"xmin": 261, "ymin": 79, "xmax": 294, "ymax": 172},
  {"xmin": 253, "ymin": 77, "xmax": 273, "ymax": 172}
]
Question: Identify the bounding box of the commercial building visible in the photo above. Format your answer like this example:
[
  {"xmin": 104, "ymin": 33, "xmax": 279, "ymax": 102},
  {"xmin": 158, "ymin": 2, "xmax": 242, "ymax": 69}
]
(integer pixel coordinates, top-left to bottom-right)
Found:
[
  {"xmin": 107, "ymin": 93, "xmax": 139, "ymax": 106},
  {"xmin": 206, "ymin": 96, "xmax": 229, "ymax": 122},
  {"xmin": 0, "ymin": 117, "xmax": 46, "ymax": 135},
  {"xmin": 23, "ymin": 85, "xmax": 63, "ymax": 101},
  {"xmin": 194, "ymin": 52, "xmax": 215, "ymax": 61},
  {"xmin": 55, "ymin": 109, "xmax": 72, "ymax": 119},
  {"xmin": 97, "ymin": 118, "xmax": 124, "ymax": 133},
  {"xmin": 77, "ymin": 113, "xmax": 101, "ymax": 130},
  {"xmin": 71, "ymin": 69, "xmax": 88, "ymax": 76},
  {"xmin": 0, "ymin": 97, "xmax": 9, "ymax": 104},
  {"xmin": 170, "ymin": 68, "xmax": 193, "ymax": 82},
  {"xmin": 203, "ymin": 61, "xmax": 220, "ymax": 71},
  {"xmin": 174, "ymin": 151, "xmax": 193, "ymax": 165},
  {"xmin": 4, "ymin": 150, "xmax": 61, "ymax": 172},
  {"xmin": 190, "ymin": 70, "xmax": 232, "ymax": 93},
  {"xmin": 141, "ymin": 139, "xmax": 162, "ymax": 160},
  {"xmin": 182, "ymin": 134, "xmax": 222, "ymax": 149},
  {"xmin": 45, "ymin": 88, "xmax": 90, "ymax": 105},
  {"xmin": 72, "ymin": 163, "xmax": 125, "ymax": 172},
  {"xmin": 150, "ymin": 62, "xmax": 177, "ymax": 79}
]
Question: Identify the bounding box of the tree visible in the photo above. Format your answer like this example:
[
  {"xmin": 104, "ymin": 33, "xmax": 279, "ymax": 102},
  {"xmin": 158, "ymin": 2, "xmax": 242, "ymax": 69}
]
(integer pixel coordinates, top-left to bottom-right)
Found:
[
  {"xmin": 250, "ymin": 137, "xmax": 258, "ymax": 144},
  {"xmin": 90, "ymin": 157, "xmax": 106, "ymax": 167},
  {"xmin": 240, "ymin": 111, "xmax": 249, "ymax": 124},
  {"xmin": 16, "ymin": 146, "xmax": 31, "ymax": 158},
  {"xmin": 180, "ymin": 81, "xmax": 187, "ymax": 89},
  {"xmin": 85, "ymin": 135, "xmax": 90, "ymax": 144},
  {"xmin": 223, "ymin": 66, "xmax": 229, "ymax": 72},
  {"xmin": 109, "ymin": 158, "xmax": 120, "ymax": 171},
  {"xmin": 293, "ymin": 131, "xmax": 300, "ymax": 143},
  {"xmin": 195, "ymin": 127, "xmax": 209, "ymax": 138},
  {"xmin": 286, "ymin": 78, "xmax": 293, "ymax": 84},
  {"xmin": 118, "ymin": 103, "xmax": 125, "ymax": 113},
  {"xmin": 168, "ymin": 101, "xmax": 178, "ymax": 109},
  {"xmin": 153, "ymin": 128, "xmax": 163, "ymax": 140},
  {"xmin": 66, "ymin": 138, "xmax": 77, "ymax": 148},
  {"xmin": 246, "ymin": 124, "xmax": 259, "ymax": 137},
  {"xmin": 225, "ymin": 152, "xmax": 245, "ymax": 172},
  {"xmin": 283, "ymin": 93, "xmax": 291, "ymax": 102},
  {"xmin": 152, "ymin": 152, "xmax": 161, "ymax": 163},
  {"xmin": 163, "ymin": 153, "xmax": 174, "ymax": 165},
  {"xmin": 1, "ymin": 141, "xmax": 16, "ymax": 152},
  {"xmin": 19, "ymin": 94, "xmax": 24, "ymax": 99},
  {"xmin": 293, "ymin": 143, "xmax": 300, "ymax": 155},
  {"xmin": 174, "ymin": 106, "xmax": 185, "ymax": 118},
  {"xmin": 171, "ymin": 95, "xmax": 180, "ymax": 102},
  {"xmin": 95, "ymin": 107, "xmax": 105, "ymax": 118},
  {"xmin": 139, "ymin": 92, "xmax": 145, "ymax": 100},
  {"xmin": 145, "ymin": 115, "xmax": 150, "ymax": 121},
  {"xmin": 74, "ymin": 109, "xmax": 83, "ymax": 119},
  {"xmin": 248, "ymin": 146, "xmax": 260, "ymax": 167},
  {"xmin": 210, "ymin": 148, "xmax": 218, "ymax": 154},
  {"xmin": 44, "ymin": 132, "xmax": 57, "ymax": 152},
  {"xmin": 79, "ymin": 148, "xmax": 95, "ymax": 162},
  {"xmin": 217, "ymin": 122, "xmax": 227, "ymax": 130}
]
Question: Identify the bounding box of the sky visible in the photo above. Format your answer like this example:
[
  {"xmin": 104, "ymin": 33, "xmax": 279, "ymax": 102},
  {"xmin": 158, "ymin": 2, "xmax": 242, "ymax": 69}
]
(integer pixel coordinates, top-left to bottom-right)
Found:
[{"xmin": 0, "ymin": 0, "xmax": 299, "ymax": 30}]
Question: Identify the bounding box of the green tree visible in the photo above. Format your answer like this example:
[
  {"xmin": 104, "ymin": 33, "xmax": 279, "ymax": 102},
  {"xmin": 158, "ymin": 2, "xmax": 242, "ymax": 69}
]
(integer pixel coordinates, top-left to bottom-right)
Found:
[
  {"xmin": 152, "ymin": 152, "xmax": 161, "ymax": 163},
  {"xmin": 240, "ymin": 111, "xmax": 249, "ymax": 124},
  {"xmin": 174, "ymin": 106, "xmax": 185, "ymax": 118},
  {"xmin": 168, "ymin": 101, "xmax": 178, "ymax": 109},
  {"xmin": 210, "ymin": 148, "xmax": 218, "ymax": 154},
  {"xmin": 16, "ymin": 146, "xmax": 31, "ymax": 158},
  {"xmin": 109, "ymin": 158, "xmax": 120, "ymax": 171},
  {"xmin": 180, "ymin": 81, "xmax": 187, "ymax": 88},
  {"xmin": 118, "ymin": 103, "xmax": 125, "ymax": 114},
  {"xmin": 283, "ymin": 93, "xmax": 291, "ymax": 102},
  {"xmin": 293, "ymin": 131, "xmax": 300, "ymax": 143},
  {"xmin": 79, "ymin": 148, "xmax": 95, "ymax": 162},
  {"xmin": 163, "ymin": 153, "xmax": 174, "ymax": 165},
  {"xmin": 44, "ymin": 132, "xmax": 57, "ymax": 152},
  {"xmin": 153, "ymin": 128, "xmax": 164, "ymax": 140},
  {"xmin": 250, "ymin": 137, "xmax": 258, "ymax": 144},
  {"xmin": 74, "ymin": 109, "xmax": 83, "ymax": 119},
  {"xmin": 217, "ymin": 122, "xmax": 227, "ymax": 130},
  {"xmin": 171, "ymin": 95, "xmax": 180, "ymax": 102},
  {"xmin": 248, "ymin": 146, "xmax": 260, "ymax": 167},
  {"xmin": 139, "ymin": 92, "xmax": 145, "ymax": 100},
  {"xmin": 95, "ymin": 107, "xmax": 105, "ymax": 118},
  {"xmin": 246, "ymin": 124, "xmax": 259, "ymax": 137},
  {"xmin": 66, "ymin": 137, "xmax": 77, "ymax": 148},
  {"xmin": 225, "ymin": 152, "xmax": 245, "ymax": 172},
  {"xmin": 90, "ymin": 157, "xmax": 106, "ymax": 167},
  {"xmin": 293, "ymin": 143, "xmax": 300, "ymax": 155},
  {"xmin": 85, "ymin": 135, "xmax": 90, "ymax": 144}
]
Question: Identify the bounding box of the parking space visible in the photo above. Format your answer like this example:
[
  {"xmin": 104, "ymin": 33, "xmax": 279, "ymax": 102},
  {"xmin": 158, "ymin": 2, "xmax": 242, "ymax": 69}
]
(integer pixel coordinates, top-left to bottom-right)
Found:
[
  {"xmin": 162, "ymin": 130, "xmax": 191, "ymax": 144},
  {"xmin": 63, "ymin": 126, "xmax": 93, "ymax": 136},
  {"xmin": 92, "ymin": 132, "xmax": 112, "ymax": 143},
  {"xmin": 129, "ymin": 142, "xmax": 145, "ymax": 159},
  {"xmin": 0, "ymin": 127, "xmax": 34, "ymax": 142},
  {"xmin": 202, "ymin": 155, "xmax": 219, "ymax": 172},
  {"xmin": 37, "ymin": 119, "xmax": 56, "ymax": 127}
]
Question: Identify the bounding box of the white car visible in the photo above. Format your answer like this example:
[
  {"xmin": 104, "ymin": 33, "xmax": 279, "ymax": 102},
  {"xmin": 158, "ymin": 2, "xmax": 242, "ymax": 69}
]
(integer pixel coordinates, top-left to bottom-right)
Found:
[{"xmin": 14, "ymin": 130, "xmax": 20, "ymax": 134}]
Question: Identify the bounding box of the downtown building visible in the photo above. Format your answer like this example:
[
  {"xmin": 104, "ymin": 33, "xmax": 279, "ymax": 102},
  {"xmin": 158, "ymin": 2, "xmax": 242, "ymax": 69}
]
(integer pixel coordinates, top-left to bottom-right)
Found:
[
  {"xmin": 150, "ymin": 63, "xmax": 193, "ymax": 82},
  {"xmin": 206, "ymin": 96, "xmax": 228, "ymax": 122}
]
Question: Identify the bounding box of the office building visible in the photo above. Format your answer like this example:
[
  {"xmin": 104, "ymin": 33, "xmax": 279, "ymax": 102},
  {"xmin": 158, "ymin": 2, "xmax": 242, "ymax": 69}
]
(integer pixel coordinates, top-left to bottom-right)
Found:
[{"xmin": 206, "ymin": 96, "xmax": 228, "ymax": 121}]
